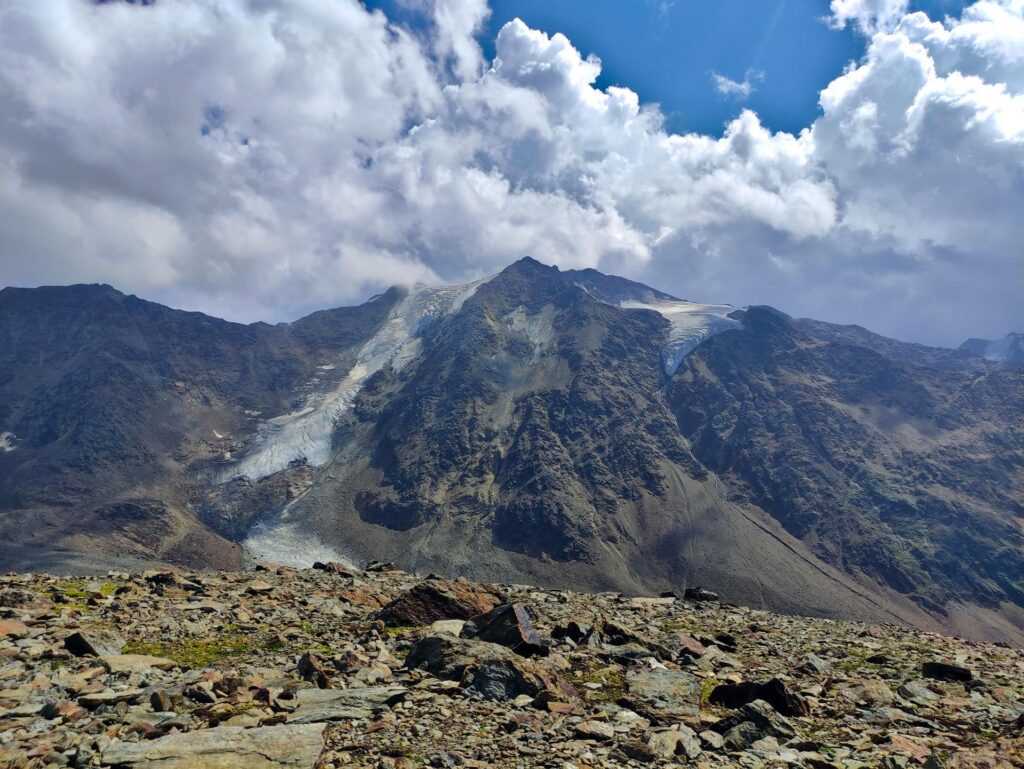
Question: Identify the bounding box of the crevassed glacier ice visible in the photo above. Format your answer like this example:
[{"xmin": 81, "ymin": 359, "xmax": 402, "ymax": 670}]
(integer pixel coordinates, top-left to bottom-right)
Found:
[
  {"xmin": 619, "ymin": 299, "xmax": 742, "ymax": 375},
  {"xmin": 223, "ymin": 279, "xmax": 487, "ymax": 482}
]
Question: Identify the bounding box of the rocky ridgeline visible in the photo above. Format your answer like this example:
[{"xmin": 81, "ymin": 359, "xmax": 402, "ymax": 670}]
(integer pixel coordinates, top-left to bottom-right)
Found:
[{"xmin": 0, "ymin": 564, "xmax": 1022, "ymax": 769}]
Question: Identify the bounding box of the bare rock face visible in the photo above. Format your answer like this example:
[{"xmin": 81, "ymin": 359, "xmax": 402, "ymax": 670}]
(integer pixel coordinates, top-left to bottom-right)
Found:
[
  {"xmin": 100, "ymin": 724, "xmax": 326, "ymax": 768},
  {"xmin": 377, "ymin": 577, "xmax": 503, "ymax": 627}
]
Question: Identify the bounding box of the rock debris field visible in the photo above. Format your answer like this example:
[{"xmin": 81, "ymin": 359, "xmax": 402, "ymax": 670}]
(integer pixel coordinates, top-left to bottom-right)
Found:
[{"xmin": 0, "ymin": 563, "xmax": 1022, "ymax": 768}]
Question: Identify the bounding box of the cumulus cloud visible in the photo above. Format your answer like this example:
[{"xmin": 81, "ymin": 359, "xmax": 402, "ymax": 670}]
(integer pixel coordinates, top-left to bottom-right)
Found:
[
  {"xmin": 0, "ymin": 0, "xmax": 1021, "ymax": 344},
  {"xmin": 711, "ymin": 69, "xmax": 764, "ymax": 100},
  {"xmin": 829, "ymin": 0, "xmax": 909, "ymax": 35}
]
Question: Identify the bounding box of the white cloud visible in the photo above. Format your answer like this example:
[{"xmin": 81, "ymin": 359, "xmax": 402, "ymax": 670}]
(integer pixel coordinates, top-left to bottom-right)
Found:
[
  {"xmin": 829, "ymin": 0, "xmax": 909, "ymax": 35},
  {"xmin": 0, "ymin": 0, "xmax": 1021, "ymax": 345},
  {"xmin": 711, "ymin": 69, "xmax": 764, "ymax": 100}
]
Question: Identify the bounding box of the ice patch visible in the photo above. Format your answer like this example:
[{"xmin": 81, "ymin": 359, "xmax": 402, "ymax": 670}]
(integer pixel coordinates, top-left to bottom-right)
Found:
[
  {"xmin": 620, "ymin": 299, "xmax": 742, "ymax": 375},
  {"xmin": 242, "ymin": 522, "xmax": 356, "ymax": 569},
  {"xmin": 0, "ymin": 432, "xmax": 16, "ymax": 452},
  {"xmin": 224, "ymin": 278, "xmax": 489, "ymax": 482}
]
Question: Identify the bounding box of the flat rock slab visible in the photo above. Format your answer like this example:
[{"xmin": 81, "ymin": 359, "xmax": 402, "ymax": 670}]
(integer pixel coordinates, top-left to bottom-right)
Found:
[
  {"xmin": 101, "ymin": 654, "xmax": 177, "ymax": 674},
  {"xmin": 101, "ymin": 723, "xmax": 325, "ymax": 768},
  {"xmin": 624, "ymin": 669, "xmax": 701, "ymax": 720},
  {"xmin": 289, "ymin": 686, "xmax": 406, "ymax": 723}
]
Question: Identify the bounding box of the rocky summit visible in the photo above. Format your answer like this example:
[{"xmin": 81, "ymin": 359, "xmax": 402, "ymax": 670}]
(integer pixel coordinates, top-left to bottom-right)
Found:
[{"xmin": 1, "ymin": 563, "xmax": 1022, "ymax": 769}]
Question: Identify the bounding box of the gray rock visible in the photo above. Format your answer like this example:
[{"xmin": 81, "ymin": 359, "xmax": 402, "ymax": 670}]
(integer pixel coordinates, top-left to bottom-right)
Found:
[
  {"xmin": 460, "ymin": 603, "xmax": 547, "ymax": 657},
  {"xmin": 64, "ymin": 629, "xmax": 124, "ymax": 658},
  {"xmin": 623, "ymin": 668, "xmax": 701, "ymax": 720},
  {"xmin": 405, "ymin": 635, "xmax": 573, "ymax": 701},
  {"xmin": 711, "ymin": 699, "xmax": 795, "ymax": 741},
  {"xmin": 921, "ymin": 661, "xmax": 972, "ymax": 682},
  {"xmin": 798, "ymin": 653, "xmax": 831, "ymax": 675},
  {"xmin": 709, "ymin": 677, "xmax": 809, "ymax": 716},
  {"xmin": 288, "ymin": 686, "xmax": 406, "ymax": 723},
  {"xmin": 100, "ymin": 723, "xmax": 325, "ymax": 768}
]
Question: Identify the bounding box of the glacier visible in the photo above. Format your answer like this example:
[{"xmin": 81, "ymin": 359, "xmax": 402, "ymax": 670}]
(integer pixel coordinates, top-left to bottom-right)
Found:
[
  {"xmin": 223, "ymin": 278, "xmax": 488, "ymax": 483},
  {"xmin": 0, "ymin": 432, "xmax": 15, "ymax": 452},
  {"xmin": 242, "ymin": 521, "xmax": 356, "ymax": 569},
  {"xmin": 619, "ymin": 299, "xmax": 742, "ymax": 375}
]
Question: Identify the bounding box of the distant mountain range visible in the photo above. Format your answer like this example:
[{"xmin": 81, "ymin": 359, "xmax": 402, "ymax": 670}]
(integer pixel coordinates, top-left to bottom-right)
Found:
[{"xmin": 1, "ymin": 258, "xmax": 1021, "ymax": 643}]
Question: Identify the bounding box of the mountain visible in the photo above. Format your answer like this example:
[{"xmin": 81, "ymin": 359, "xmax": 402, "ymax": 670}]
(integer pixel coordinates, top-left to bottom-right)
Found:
[
  {"xmin": 960, "ymin": 332, "xmax": 1024, "ymax": 367},
  {"xmin": 1, "ymin": 259, "xmax": 1022, "ymax": 643}
]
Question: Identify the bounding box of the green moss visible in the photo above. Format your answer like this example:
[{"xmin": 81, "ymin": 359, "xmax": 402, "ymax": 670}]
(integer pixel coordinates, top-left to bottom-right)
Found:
[
  {"xmin": 573, "ymin": 665, "xmax": 626, "ymax": 703},
  {"xmin": 700, "ymin": 676, "xmax": 721, "ymax": 705},
  {"xmin": 124, "ymin": 626, "xmax": 284, "ymax": 669}
]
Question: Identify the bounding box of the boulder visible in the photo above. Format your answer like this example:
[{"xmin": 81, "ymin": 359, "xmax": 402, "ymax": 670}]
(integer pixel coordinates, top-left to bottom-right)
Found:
[
  {"xmin": 461, "ymin": 604, "xmax": 547, "ymax": 657},
  {"xmin": 288, "ymin": 686, "xmax": 406, "ymax": 723},
  {"xmin": 405, "ymin": 635, "xmax": 573, "ymax": 702},
  {"xmin": 710, "ymin": 699, "xmax": 795, "ymax": 742},
  {"xmin": 377, "ymin": 578, "xmax": 502, "ymax": 627},
  {"xmin": 676, "ymin": 633, "xmax": 707, "ymax": 660},
  {"xmin": 574, "ymin": 720, "xmax": 615, "ymax": 741},
  {"xmin": 297, "ymin": 651, "xmax": 330, "ymax": 688},
  {"xmin": 622, "ymin": 668, "xmax": 701, "ymax": 721},
  {"xmin": 708, "ymin": 677, "xmax": 809, "ymax": 716},
  {"xmin": 100, "ymin": 723, "xmax": 325, "ymax": 768},
  {"xmin": 798, "ymin": 653, "xmax": 831, "ymax": 675},
  {"xmin": 922, "ymin": 661, "xmax": 973, "ymax": 682},
  {"xmin": 312, "ymin": 561, "xmax": 359, "ymax": 577},
  {"xmin": 683, "ymin": 587, "xmax": 719, "ymax": 603},
  {"xmin": 551, "ymin": 621, "xmax": 591, "ymax": 645},
  {"xmin": 64, "ymin": 629, "xmax": 124, "ymax": 658}
]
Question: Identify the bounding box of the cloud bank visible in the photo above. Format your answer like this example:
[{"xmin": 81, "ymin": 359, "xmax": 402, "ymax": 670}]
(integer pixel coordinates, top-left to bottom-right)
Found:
[{"xmin": 0, "ymin": 0, "xmax": 1020, "ymax": 344}]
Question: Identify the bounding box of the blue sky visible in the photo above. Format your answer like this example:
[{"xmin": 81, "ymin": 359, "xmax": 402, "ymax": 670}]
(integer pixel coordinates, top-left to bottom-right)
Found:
[{"xmin": 370, "ymin": 0, "xmax": 971, "ymax": 135}]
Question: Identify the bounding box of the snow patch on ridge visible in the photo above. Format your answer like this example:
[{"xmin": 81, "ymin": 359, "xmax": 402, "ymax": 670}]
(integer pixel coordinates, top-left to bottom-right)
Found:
[
  {"xmin": 223, "ymin": 279, "xmax": 488, "ymax": 482},
  {"xmin": 0, "ymin": 432, "xmax": 16, "ymax": 452},
  {"xmin": 242, "ymin": 521, "xmax": 356, "ymax": 569},
  {"xmin": 619, "ymin": 299, "xmax": 742, "ymax": 375}
]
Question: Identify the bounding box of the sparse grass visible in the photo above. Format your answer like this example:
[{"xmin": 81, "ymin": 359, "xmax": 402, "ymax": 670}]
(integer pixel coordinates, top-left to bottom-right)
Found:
[
  {"xmin": 123, "ymin": 624, "xmax": 284, "ymax": 668},
  {"xmin": 573, "ymin": 664, "xmax": 626, "ymax": 703},
  {"xmin": 699, "ymin": 676, "xmax": 720, "ymax": 705}
]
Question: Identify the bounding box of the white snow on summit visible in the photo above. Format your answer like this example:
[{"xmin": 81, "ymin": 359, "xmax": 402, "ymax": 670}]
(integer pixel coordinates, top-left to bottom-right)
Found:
[
  {"xmin": 619, "ymin": 299, "xmax": 742, "ymax": 375},
  {"xmin": 0, "ymin": 432, "xmax": 16, "ymax": 452},
  {"xmin": 223, "ymin": 279, "xmax": 488, "ymax": 482}
]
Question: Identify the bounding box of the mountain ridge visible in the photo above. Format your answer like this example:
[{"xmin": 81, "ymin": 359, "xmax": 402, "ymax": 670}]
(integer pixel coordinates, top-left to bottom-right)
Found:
[{"xmin": 1, "ymin": 258, "xmax": 1021, "ymax": 644}]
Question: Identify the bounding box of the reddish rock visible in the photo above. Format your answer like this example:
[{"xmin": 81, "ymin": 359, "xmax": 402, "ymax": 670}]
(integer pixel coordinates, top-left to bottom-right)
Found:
[{"xmin": 377, "ymin": 578, "xmax": 502, "ymax": 627}]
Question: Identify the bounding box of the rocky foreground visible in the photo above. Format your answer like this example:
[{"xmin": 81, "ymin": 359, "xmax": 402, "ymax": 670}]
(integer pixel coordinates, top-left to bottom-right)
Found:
[{"xmin": 1, "ymin": 563, "xmax": 1022, "ymax": 769}]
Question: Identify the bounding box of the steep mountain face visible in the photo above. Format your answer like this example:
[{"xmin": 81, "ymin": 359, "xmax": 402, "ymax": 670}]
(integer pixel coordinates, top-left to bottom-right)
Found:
[
  {"xmin": 0, "ymin": 284, "xmax": 398, "ymax": 569},
  {"xmin": 1, "ymin": 260, "xmax": 1022, "ymax": 643},
  {"xmin": 669, "ymin": 308, "xmax": 1024, "ymax": 619}
]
